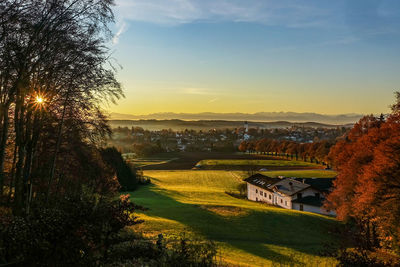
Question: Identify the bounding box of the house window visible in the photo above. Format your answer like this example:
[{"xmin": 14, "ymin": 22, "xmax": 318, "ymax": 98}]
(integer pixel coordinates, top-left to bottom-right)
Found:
[
  {"xmin": 256, "ymin": 197, "xmax": 258, "ymax": 201},
  {"xmin": 299, "ymin": 204, "xmax": 303, "ymax": 211},
  {"xmin": 285, "ymin": 201, "xmax": 287, "ymax": 206},
  {"xmin": 260, "ymin": 190, "xmax": 263, "ymax": 196},
  {"xmin": 280, "ymin": 199, "xmax": 283, "ymax": 204},
  {"xmin": 256, "ymin": 189, "xmax": 258, "ymax": 193},
  {"xmin": 264, "ymin": 192, "xmax": 267, "ymax": 197},
  {"xmin": 269, "ymin": 194, "xmax": 272, "ymax": 200},
  {"xmin": 297, "ymin": 193, "xmax": 302, "ymax": 199}
]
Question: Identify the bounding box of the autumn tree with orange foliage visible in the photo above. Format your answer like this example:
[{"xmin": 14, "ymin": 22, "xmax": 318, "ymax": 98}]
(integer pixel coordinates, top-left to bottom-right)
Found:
[
  {"xmin": 326, "ymin": 93, "xmax": 400, "ymax": 256},
  {"xmin": 239, "ymin": 138, "xmax": 335, "ymax": 166}
]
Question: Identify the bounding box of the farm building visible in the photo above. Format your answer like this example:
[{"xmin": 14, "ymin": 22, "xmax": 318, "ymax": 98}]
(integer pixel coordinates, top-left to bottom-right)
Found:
[
  {"xmin": 244, "ymin": 174, "xmax": 336, "ymax": 216},
  {"xmin": 244, "ymin": 174, "xmax": 280, "ymax": 203}
]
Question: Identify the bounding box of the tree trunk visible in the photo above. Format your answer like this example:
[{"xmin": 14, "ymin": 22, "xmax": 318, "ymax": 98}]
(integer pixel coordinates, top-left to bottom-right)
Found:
[
  {"xmin": 24, "ymin": 112, "xmax": 41, "ymax": 213},
  {"xmin": 13, "ymin": 93, "xmax": 27, "ymax": 216},
  {"xmin": 366, "ymin": 219, "xmax": 371, "ymax": 250},
  {"xmin": 7, "ymin": 142, "xmax": 18, "ymax": 204},
  {"xmin": 0, "ymin": 106, "xmax": 10, "ymax": 198},
  {"xmin": 14, "ymin": 143, "xmax": 26, "ymax": 215},
  {"xmin": 47, "ymin": 93, "xmax": 69, "ymax": 202}
]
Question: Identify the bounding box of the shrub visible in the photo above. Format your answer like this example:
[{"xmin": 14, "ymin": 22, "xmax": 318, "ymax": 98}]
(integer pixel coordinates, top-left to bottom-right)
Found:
[
  {"xmin": 336, "ymin": 248, "xmax": 400, "ymax": 267},
  {"xmin": 0, "ymin": 193, "xmax": 143, "ymax": 266},
  {"xmin": 101, "ymin": 147, "xmax": 139, "ymax": 191}
]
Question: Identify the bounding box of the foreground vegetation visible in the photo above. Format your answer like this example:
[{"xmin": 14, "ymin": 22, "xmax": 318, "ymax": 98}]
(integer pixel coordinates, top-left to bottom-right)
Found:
[{"xmin": 129, "ymin": 170, "xmax": 339, "ymax": 266}]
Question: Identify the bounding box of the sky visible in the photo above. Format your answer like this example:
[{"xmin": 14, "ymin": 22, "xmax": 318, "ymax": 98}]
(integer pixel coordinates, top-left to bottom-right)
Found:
[{"xmin": 108, "ymin": 0, "xmax": 400, "ymax": 116}]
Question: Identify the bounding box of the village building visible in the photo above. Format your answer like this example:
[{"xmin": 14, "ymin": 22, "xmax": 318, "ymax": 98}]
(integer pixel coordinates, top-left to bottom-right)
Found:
[{"xmin": 244, "ymin": 174, "xmax": 336, "ymax": 216}]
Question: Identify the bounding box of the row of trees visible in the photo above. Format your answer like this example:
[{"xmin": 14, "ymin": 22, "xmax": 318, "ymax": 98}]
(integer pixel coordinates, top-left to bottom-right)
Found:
[
  {"xmin": 325, "ymin": 94, "xmax": 400, "ymax": 259},
  {"xmin": 132, "ymin": 142, "xmax": 164, "ymax": 157},
  {"xmin": 239, "ymin": 138, "xmax": 335, "ymax": 166}
]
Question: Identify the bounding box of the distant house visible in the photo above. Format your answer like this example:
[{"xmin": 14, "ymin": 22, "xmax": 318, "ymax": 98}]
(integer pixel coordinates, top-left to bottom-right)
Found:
[{"xmin": 244, "ymin": 174, "xmax": 336, "ymax": 216}]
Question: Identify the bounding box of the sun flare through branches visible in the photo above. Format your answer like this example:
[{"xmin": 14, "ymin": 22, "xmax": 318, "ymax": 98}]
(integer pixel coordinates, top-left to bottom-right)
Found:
[{"xmin": 31, "ymin": 92, "xmax": 47, "ymax": 111}]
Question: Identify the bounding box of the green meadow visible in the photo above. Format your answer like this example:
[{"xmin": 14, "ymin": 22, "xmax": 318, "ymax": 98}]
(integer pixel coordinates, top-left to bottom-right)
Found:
[
  {"xmin": 128, "ymin": 170, "xmax": 338, "ymax": 266},
  {"xmin": 259, "ymin": 170, "xmax": 337, "ymax": 179},
  {"xmin": 197, "ymin": 159, "xmax": 320, "ymax": 168},
  {"xmin": 126, "ymin": 158, "xmax": 178, "ymax": 168}
]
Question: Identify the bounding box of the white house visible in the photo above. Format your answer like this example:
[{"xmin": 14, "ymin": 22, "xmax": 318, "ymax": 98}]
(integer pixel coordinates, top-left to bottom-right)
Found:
[
  {"xmin": 291, "ymin": 178, "xmax": 336, "ymax": 216},
  {"xmin": 292, "ymin": 196, "xmax": 336, "ymax": 216},
  {"xmin": 244, "ymin": 174, "xmax": 336, "ymax": 216},
  {"xmin": 245, "ymin": 174, "xmax": 280, "ymax": 203}
]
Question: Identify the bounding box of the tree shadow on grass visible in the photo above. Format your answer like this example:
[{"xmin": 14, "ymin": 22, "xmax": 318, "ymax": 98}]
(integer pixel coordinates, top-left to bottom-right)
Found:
[{"xmin": 131, "ymin": 184, "xmax": 338, "ymax": 265}]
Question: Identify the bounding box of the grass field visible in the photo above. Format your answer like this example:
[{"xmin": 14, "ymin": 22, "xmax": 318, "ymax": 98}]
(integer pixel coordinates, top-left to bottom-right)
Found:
[
  {"xmin": 126, "ymin": 158, "xmax": 178, "ymax": 168},
  {"xmin": 196, "ymin": 159, "xmax": 322, "ymax": 170},
  {"xmin": 128, "ymin": 170, "xmax": 338, "ymax": 266},
  {"xmin": 131, "ymin": 152, "xmax": 325, "ymax": 171},
  {"xmin": 197, "ymin": 159, "xmax": 318, "ymax": 167},
  {"xmin": 259, "ymin": 170, "xmax": 337, "ymax": 179}
]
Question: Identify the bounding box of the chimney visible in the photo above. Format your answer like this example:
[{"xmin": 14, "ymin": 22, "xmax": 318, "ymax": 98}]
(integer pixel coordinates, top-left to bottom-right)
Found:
[
  {"xmin": 289, "ymin": 181, "xmax": 293, "ymax": 191},
  {"xmin": 302, "ymin": 179, "xmax": 305, "ymax": 184}
]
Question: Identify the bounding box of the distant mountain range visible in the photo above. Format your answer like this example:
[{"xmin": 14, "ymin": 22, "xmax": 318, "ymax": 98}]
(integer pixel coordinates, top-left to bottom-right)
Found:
[
  {"xmin": 110, "ymin": 112, "xmax": 364, "ymax": 125},
  {"xmin": 109, "ymin": 119, "xmax": 354, "ymax": 131}
]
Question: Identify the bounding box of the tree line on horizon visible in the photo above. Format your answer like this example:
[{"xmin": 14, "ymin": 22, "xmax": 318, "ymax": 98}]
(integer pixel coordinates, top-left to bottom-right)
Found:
[{"xmin": 238, "ymin": 138, "xmax": 335, "ymax": 167}]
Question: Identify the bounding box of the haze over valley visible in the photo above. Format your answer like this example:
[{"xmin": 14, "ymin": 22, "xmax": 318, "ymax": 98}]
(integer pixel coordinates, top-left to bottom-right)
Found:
[{"xmin": 110, "ymin": 111, "xmax": 363, "ymax": 125}]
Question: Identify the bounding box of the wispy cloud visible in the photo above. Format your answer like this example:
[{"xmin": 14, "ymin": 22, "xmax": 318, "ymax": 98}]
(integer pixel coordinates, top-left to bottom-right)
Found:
[
  {"xmin": 208, "ymin": 97, "xmax": 219, "ymax": 103},
  {"xmin": 114, "ymin": 0, "xmax": 332, "ymax": 27},
  {"xmin": 112, "ymin": 0, "xmax": 400, "ymax": 45},
  {"xmin": 112, "ymin": 21, "xmax": 127, "ymax": 45},
  {"xmin": 182, "ymin": 87, "xmax": 216, "ymax": 95}
]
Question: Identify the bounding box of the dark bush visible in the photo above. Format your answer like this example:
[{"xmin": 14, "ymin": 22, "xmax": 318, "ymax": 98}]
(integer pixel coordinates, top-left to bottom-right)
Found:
[
  {"xmin": 0, "ymin": 194, "xmax": 218, "ymax": 266},
  {"xmin": 0, "ymin": 193, "xmax": 143, "ymax": 266},
  {"xmin": 336, "ymin": 248, "xmax": 400, "ymax": 267},
  {"xmin": 101, "ymin": 147, "xmax": 139, "ymax": 191},
  {"xmin": 105, "ymin": 233, "xmax": 217, "ymax": 267}
]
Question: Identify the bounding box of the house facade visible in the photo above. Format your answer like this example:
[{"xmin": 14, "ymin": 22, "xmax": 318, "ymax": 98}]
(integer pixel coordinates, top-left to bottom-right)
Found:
[
  {"xmin": 244, "ymin": 174, "xmax": 336, "ymax": 216},
  {"xmin": 292, "ymin": 197, "xmax": 336, "ymax": 216}
]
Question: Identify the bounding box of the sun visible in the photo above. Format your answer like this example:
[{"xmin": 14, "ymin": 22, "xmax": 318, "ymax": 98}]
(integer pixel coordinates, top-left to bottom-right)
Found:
[
  {"xmin": 31, "ymin": 93, "xmax": 47, "ymax": 111},
  {"xmin": 36, "ymin": 96, "xmax": 44, "ymax": 104}
]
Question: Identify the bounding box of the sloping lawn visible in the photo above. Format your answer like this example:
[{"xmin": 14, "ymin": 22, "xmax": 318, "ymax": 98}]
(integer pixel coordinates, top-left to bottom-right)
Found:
[{"xmin": 127, "ymin": 170, "xmax": 338, "ymax": 266}]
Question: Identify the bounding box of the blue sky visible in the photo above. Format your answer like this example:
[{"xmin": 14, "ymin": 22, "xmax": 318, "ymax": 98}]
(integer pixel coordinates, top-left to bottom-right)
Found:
[{"xmin": 109, "ymin": 0, "xmax": 400, "ymax": 115}]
